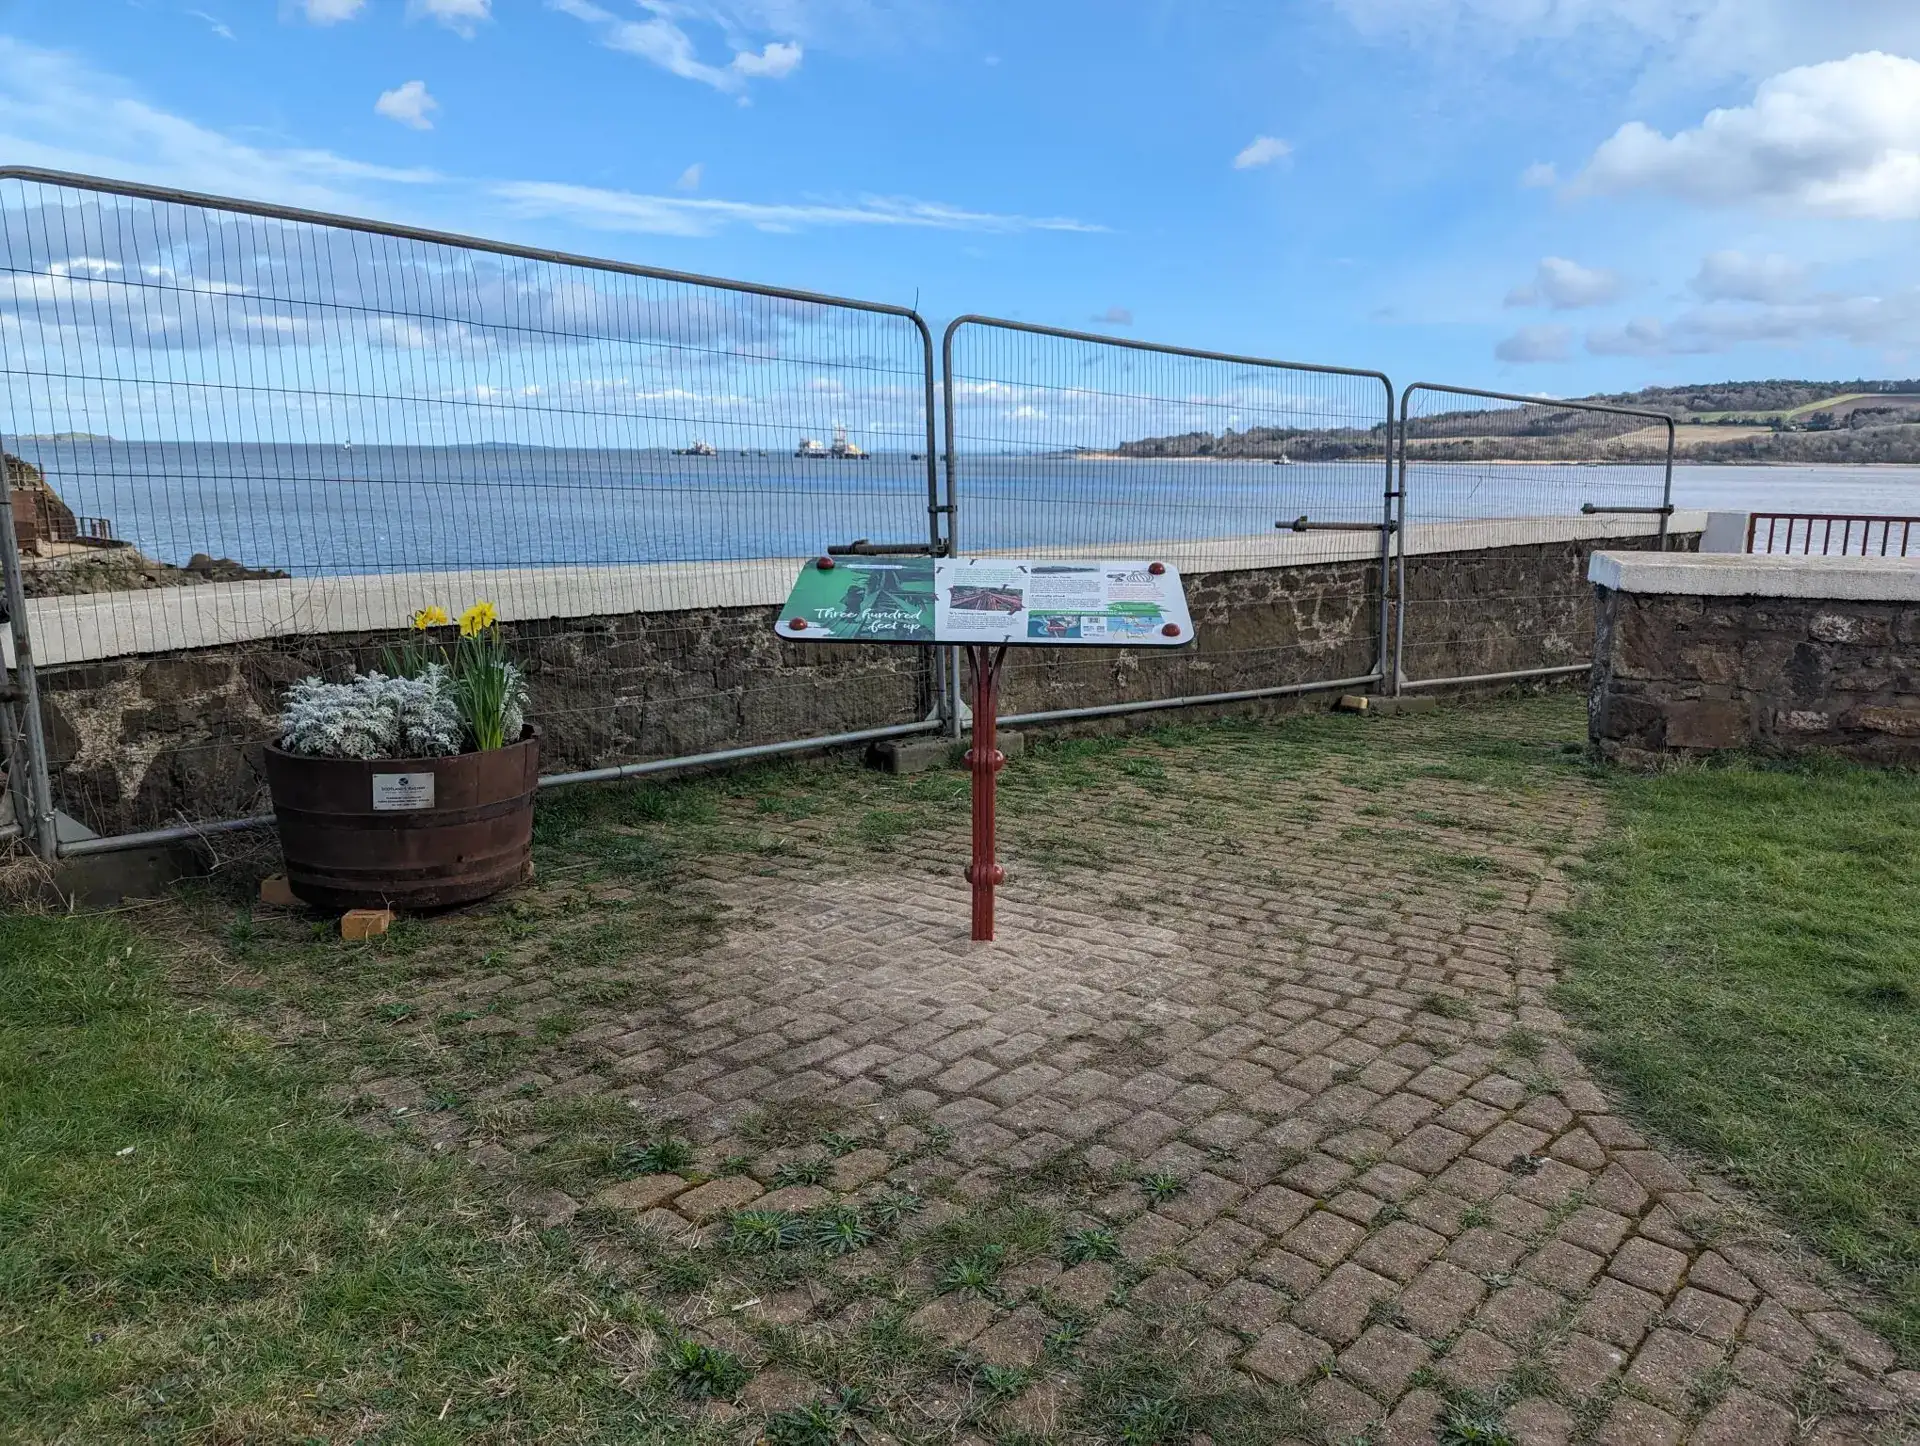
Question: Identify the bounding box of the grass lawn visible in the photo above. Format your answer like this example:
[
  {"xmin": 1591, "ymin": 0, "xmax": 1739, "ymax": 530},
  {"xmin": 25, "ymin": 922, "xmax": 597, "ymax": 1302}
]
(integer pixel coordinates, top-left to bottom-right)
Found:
[
  {"xmin": 0, "ymin": 910, "xmax": 702, "ymax": 1442},
  {"xmin": 1560, "ymin": 755, "xmax": 1920, "ymax": 1358}
]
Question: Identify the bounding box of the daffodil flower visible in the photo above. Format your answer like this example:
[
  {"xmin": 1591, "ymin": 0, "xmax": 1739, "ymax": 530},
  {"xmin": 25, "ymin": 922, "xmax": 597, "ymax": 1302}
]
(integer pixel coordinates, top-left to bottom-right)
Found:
[
  {"xmin": 411, "ymin": 605, "xmax": 450, "ymax": 631},
  {"xmin": 458, "ymin": 601, "xmax": 499, "ymax": 637}
]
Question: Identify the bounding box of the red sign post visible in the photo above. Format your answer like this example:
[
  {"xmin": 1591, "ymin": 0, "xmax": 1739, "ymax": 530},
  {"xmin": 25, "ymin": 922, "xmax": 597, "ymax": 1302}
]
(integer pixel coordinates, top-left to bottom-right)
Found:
[{"xmin": 964, "ymin": 644, "xmax": 1009, "ymax": 940}]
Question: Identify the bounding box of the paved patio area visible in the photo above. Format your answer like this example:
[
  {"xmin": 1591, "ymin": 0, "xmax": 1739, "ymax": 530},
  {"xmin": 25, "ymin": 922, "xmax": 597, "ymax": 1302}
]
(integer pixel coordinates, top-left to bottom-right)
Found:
[{"xmin": 310, "ymin": 699, "xmax": 1913, "ymax": 1444}]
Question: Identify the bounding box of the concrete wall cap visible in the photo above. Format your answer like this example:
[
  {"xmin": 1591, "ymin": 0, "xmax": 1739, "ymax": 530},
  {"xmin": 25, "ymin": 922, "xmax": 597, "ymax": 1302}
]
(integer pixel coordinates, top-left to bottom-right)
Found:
[
  {"xmin": 1590, "ymin": 550, "xmax": 1920, "ymax": 601},
  {"xmin": 12, "ymin": 511, "xmax": 1706, "ymax": 667}
]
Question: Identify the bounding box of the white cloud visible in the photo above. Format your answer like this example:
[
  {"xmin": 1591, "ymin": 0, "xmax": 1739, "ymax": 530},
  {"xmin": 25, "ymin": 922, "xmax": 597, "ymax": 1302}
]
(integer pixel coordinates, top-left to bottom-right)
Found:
[
  {"xmin": 408, "ymin": 0, "xmax": 493, "ymax": 36},
  {"xmin": 675, "ymin": 162, "xmax": 704, "ymax": 191},
  {"xmin": 188, "ymin": 9, "xmax": 236, "ymax": 40},
  {"xmin": 1520, "ymin": 161, "xmax": 1557, "ymax": 188},
  {"xmin": 1505, "ymin": 256, "xmax": 1627, "ymax": 310},
  {"xmin": 1690, "ymin": 249, "xmax": 1811, "ymax": 303},
  {"xmin": 1576, "ymin": 52, "xmax": 1920, "ymax": 219},
  {"xmin": 0, "ymin": 37, "xmax": 438, "ymax": 209},
  {"xmin": 493, "ymin": 178, "xmax": 1104, "ymax": 237},
  {"xmin": 1090, "ymin": 306, "xmax": 1133, "ymax": 326},
  {"xmin": 552, "ymin": 0, "xmax": 803, "ymax": 92},
  {"xmin": 301, "ymin": 0, "xmax": 366, "ymax": 23},
  {"xmin": 731, "ymin": 40, "xmax": 803, "ymax": 78},
  {"xmin": 375, "ymin": 80, "xmax": 440, "ymax": 130},
  {"xmin": 1588, "ymin": 290, "xmax": 1920, "ymax": 355},
  {"xmin": 1495, "ymin": 324, "xmax": 1573, "ymax": 363},
  {"xmin": 1233, "ymin": 135, "xmax": 1293, "ymax": 170}
]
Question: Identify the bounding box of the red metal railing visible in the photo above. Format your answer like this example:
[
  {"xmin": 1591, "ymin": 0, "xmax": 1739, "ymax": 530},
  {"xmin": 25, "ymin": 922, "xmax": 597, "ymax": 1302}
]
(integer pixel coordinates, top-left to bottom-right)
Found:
[{"xmin": 1746, "ymin": 512, "xmax": 1920, "ymax": 557}]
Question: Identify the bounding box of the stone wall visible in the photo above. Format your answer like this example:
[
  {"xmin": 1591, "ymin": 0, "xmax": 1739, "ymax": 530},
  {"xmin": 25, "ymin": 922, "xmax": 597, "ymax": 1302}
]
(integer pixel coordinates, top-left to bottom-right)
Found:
[
  {"xmin": 28, "ymin": 527, "xmax": 1692, "ymax": 838},
  {"xmin": 1589, "ymin": 555, "xmax": 1920, "ymax": 765}
]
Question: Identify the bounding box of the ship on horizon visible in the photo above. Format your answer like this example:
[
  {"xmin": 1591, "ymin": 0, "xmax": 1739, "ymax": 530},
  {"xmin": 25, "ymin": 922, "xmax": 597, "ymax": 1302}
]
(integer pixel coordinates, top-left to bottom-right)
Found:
[
  {"xmin": 796, "ymin": 424, "xmax": 870, "ymax": 460},
  {"xmin": 673, "ymin": 439, "xmax": 718, "ymax": 456}
]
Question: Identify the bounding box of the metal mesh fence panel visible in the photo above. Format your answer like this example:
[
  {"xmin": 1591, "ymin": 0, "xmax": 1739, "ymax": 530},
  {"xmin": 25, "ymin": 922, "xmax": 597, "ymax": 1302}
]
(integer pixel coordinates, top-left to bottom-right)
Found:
[
  {"xmin": 942, "ymin": 319, "xmax": 1395, "ymax": 721},
  {"xmin": 0, "ymin": 169, "xmax": 940, "ymax": 846},
  {"xmin": 1395, "ymin": 383, "xmax": 1674, "ymax": 689}
]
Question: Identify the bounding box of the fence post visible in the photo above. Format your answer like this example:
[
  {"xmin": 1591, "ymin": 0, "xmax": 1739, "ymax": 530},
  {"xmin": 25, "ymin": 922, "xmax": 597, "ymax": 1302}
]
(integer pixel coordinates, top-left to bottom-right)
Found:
[
  {"xmin": 1658, "ymin": 416, "xmax": 1675, "ymax": 551},
  {"xmin": 1374, "ymin": 376, "xmax": 1399, "ymax": 695},
  {"xmin": 1392, "ymin": 385, "xmax": 1412, "ymax": 694},
  {"xmin": 0, "ymin": 450, "xmax": 57, "ymax": 860},
  {"xmin": 940, "ymin": 319, "xmax": 965, "ymax": 739}
]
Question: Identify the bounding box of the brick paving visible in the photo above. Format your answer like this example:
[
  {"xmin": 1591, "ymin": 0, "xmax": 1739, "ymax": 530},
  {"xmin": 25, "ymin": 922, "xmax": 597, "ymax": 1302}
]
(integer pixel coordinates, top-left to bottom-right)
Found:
[{"xmin": 338, "ymin": 705, "xmax": 1917, "ymax": 1442}]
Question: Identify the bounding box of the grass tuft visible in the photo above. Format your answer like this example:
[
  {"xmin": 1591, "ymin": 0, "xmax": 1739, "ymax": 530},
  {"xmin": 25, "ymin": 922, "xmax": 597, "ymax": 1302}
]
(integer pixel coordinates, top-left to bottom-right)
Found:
[{"xmin": 667, "ymin": 1338, "xmax": 750, "ymax": 1398}]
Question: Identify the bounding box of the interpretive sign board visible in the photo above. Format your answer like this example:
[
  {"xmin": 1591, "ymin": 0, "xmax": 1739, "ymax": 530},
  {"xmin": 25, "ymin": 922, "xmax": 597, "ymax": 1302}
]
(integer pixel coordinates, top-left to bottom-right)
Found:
[
  {"xmin": 775, "ymin": 557, "xmax": 1194, "ymax": 646},
  {"xmin": 775, "ymin": 554, "xmax": 1196, "ymax": 943}
]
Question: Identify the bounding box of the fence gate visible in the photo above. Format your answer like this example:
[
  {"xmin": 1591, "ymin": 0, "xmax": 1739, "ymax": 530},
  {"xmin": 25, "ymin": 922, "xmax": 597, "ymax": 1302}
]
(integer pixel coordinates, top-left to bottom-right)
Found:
[
  {"xmin": 0, "ymin": 166, "xmax": 943, "ymax": 859},
  {"xmin": 941, "ymin": 317, "xmax": 1397, "ymax": 727},
  {"xmin": 1393, "ymin": 383, "xmax": 1675, "ymax": 692}
]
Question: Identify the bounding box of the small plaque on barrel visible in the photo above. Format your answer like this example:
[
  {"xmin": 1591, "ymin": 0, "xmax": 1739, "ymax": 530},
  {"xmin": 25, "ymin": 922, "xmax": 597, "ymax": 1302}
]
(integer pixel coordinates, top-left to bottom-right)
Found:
[{"xmin": 372, "ymin": 772, "xmax": 436, "ymax": 811}]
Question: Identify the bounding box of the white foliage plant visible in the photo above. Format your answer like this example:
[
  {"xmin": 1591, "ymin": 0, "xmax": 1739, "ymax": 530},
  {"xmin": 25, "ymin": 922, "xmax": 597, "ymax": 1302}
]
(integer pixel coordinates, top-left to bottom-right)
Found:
[{"xmin": 279, "ymin": 664, "xmax": 469, "ymax": 760}]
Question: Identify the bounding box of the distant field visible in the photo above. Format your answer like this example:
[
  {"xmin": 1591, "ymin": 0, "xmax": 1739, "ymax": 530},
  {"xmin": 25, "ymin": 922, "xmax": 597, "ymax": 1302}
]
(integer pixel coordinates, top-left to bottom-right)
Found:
[{"xmin": 1692, "ymin": 393, "xmax": 1920, "ymax": 425}]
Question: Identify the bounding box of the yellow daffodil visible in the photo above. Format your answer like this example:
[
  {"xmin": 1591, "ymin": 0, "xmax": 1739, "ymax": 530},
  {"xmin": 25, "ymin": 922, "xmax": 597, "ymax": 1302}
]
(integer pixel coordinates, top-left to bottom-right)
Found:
[
  {"xmin": 459, "ymin": 600, "xmax": 499, "ymax": 637},
  {"xmin": 411, "ymin": 605, "xmax": 450, "ymax": 631}
]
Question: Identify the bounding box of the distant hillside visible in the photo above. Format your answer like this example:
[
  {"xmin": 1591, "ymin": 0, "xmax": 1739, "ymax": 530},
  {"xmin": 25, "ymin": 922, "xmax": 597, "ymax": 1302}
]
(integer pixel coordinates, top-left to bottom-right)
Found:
[{"xmin": 1112, "ymin": 379, "xmax": 1920, "ymax": 464}]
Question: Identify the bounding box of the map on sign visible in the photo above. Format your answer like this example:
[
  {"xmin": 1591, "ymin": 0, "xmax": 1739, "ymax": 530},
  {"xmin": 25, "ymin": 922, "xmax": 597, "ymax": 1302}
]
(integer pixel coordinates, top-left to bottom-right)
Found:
[{"xmin": 776, "ymin": 557, "xmax": 1194, "ymax": 645}]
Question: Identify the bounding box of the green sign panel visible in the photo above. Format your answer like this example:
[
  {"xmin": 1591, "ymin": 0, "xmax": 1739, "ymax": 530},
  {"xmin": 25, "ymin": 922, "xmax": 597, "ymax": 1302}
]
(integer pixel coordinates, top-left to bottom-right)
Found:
[
  {"xmin": 776, "ymin": 558, "xmax": 1195, "ymax": 646},
  {"xmin": 776, "ymin": 557, "xmax": 937, "ymax": 642}
]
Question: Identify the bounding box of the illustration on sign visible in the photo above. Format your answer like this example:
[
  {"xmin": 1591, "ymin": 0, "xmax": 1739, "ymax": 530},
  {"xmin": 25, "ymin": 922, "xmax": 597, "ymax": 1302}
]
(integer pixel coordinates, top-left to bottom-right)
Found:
[
  {"xmin": 777, "ymin": 558, "xmax": 1194, "ymax": 646},
  {"xmin": 776, "ymin": 557, "xmax": 937, "ymax": 641}
]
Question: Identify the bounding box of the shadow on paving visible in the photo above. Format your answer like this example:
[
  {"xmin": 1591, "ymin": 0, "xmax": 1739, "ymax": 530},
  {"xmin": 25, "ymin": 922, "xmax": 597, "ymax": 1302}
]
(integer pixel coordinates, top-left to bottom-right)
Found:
[{"xmin": 129, "ymin": 694, "xmax": 1916, "ymax": 1443}]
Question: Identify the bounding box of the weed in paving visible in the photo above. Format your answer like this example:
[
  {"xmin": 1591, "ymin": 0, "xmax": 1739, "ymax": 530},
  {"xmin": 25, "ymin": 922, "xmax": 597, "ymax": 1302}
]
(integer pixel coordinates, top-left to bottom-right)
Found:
[
  {"xmin": 1420, "ymin": 991, "xmax": 1477, "ymax": 1022},
  {"xmin": 1062, "ymin": 1226, "xmax": 1122, "ymax": 1264},
  {"xmin": 810, "ymin": 1206, "xmax": 873, "ymax": 1256},
  {"xmin": 868, "ymin": 1189, "xmax": 924, "ymax": 1228},
  {"xmin": 668, "ymin": 1338, "xmax": 751, "ymax": 1398},
  {"xmin": 1438, "ymin": 1394, "xmax": 1515, "ymax": 1446},
  {"xmin": 775, "ymin": 1155, "xmax": 833, "ymax": 1187},
  {"xmin": 939, "ymin": 1245, "xmax": 1007, "ymax": 1296},
  {"xmin": 741, "ymin": 1100, "xmax": 851, "ymax": 1148},
  {"xmin": 1137, "ymin": 1171, "xmax": 1186, "ymax": 1203},
  {"xmin": 728, "ymin": 1209, "xmax": 807, "ymax": 1254},
  {"xmin": 818, "ymin": 1129, "xmax": 867, "ymax": 1157},
  {"xmin": 617, "ymin": 1135, "xmax": 695, "ymax": 1175}
]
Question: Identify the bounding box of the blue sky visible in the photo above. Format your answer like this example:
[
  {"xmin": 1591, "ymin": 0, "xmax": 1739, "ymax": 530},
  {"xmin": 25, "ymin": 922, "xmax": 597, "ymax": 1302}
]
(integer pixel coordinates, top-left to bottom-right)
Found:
[{"xmin": 5, "ymin": 0, "xmax": 1920, "ymax": 397}]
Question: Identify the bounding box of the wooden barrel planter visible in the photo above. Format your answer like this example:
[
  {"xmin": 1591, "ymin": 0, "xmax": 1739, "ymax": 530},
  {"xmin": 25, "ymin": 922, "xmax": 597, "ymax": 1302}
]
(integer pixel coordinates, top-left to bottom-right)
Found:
[{"xmin": 263, "ymin": 730, "xmax": 539, "ymax": 912}]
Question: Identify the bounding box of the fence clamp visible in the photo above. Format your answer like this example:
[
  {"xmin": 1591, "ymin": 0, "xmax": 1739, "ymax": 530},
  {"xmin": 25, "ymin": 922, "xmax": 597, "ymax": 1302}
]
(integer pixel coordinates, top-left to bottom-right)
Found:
[
  {"xmin": 827, "ymin": 539, "xmax": 947, "ymax": 557},
  {"xmin": 1278, "ymin": 516, "xmax": 1398, "ymax": 534}
]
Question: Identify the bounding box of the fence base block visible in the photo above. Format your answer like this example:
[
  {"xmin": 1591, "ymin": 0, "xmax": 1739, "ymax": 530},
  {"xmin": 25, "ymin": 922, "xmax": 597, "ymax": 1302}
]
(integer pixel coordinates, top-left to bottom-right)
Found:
[
  {"xmin": 1337, "ymin": 694, "xmax": 1439, "ymax": 716},
  {"xmin": 2, "ymin": 838, "xmax": 214, "ymax": 910},
  {"xmin": 868, "ymin": 730, "xmax": 1025, "ymax": 775}
]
